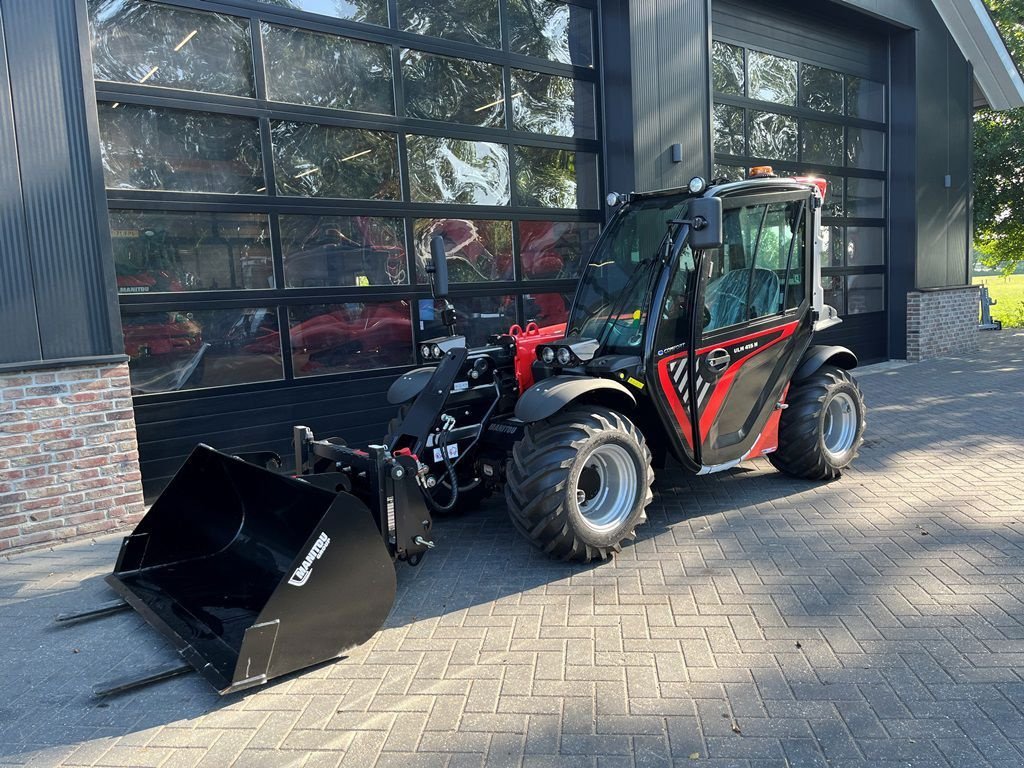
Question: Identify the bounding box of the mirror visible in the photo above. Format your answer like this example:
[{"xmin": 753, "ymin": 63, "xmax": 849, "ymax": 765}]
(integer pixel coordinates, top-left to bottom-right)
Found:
[
  {"xmin": 687, "ymin": 197, "xmax": 723, "ymax": 250},
  {"xmin": 427, "ymin": 235, "xmax": 450, "ymax": 299}
]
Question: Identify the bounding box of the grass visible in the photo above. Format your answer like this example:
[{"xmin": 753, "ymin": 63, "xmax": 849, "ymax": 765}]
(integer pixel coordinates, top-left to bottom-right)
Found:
[{"xmin": 973, "ymin": 274, "xmax": 1024, "ymax": 328}]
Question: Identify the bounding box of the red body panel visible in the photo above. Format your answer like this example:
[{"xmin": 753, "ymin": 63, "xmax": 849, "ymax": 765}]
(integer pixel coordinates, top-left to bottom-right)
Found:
[
  {"xmin": 743, "ymin": 383, "xmax": 789, "ymax": 459},
  {"xmin": 508, "ymin": 322, "xmax": 567, "ymax": 393}
]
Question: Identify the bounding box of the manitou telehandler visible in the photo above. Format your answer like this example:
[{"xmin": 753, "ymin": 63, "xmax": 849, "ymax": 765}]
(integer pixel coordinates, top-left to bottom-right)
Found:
[{"xmin": 69, "ymin": 169, "xmax": 866, "ymax": 696}]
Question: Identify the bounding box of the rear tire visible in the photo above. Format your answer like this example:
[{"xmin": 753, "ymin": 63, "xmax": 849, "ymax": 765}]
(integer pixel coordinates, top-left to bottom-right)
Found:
[
  {"xmin": 505, "ymin": 406, "xmax": 654, "ymax": 562},
  {"xmin": 769, "ymin": 365, "xmax": 866, "ymax": 481}
]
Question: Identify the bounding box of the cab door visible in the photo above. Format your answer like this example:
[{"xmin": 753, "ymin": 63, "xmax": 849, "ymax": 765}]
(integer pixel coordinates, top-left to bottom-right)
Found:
[{"xmin": 691, "ymin": 191, "xmax": 814, "ymax": 470}]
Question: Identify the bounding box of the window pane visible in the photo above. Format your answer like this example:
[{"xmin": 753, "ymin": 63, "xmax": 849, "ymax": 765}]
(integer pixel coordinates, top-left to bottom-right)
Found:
[
  {"xmin": 846, "ymin": 226, "xmax": 884, "ymax": 267},
  {"xmin": 821, "ymin": 175, "xmax": 844, "ymax": 217},
  {"xmin": 847, "ymin": 77, "xmax": 884, "ymax": 121},
  {"xmin": 419, "ymin": 295, "xmax": 516, "ymax": 346},
  {"xmin": 712, "ymin": 41, "xmax": 744, "ymax": 96},
  {"xmin": 847, "ymin": 127, "xmax": 885, "ymax": 170},
  {"xmin": 752, "ymin": 201, "xmax": 805, "ymax": 313},
  {"xmin": 821, "ymin": 225, "xmax": 844, "ymax": 267},
  {"xmin": 111, "ymin": 210, "xmax": 272, "ymax": 293},
  {"xmin": 846, "ymin": 274, "xmax": 884, "ymax": 314},
  {"xmin": 262, "ymin": 24, "xmax": 393, "ymax": 115},
  {"xmin": 713, "ymin": 163, "xmax": 746, "ymax": 182},
  {"xmin": 290, "ymin": 301, "xmax": 413, "ymax": 375},
  {"xmin": 511, "ymin": 70, "xmax": 596, "ymax": 139},
  {"xmin": 399, "ymin": 0, "xmax": 499, "ymax": 47},
  {"xmin": 255, "ymin": 0, "xmax": 387, "ymax": 26},
  {"xmin": 801, "ymin": 120, "xmax": 843, "ymax": 166},
  {"xmin": 515, "ymin": 147, "xmax": 599, "ymax": 209},
  {"xmin": 749, "ymin": 111, "xmax": 797, "ymax": 161},
  {"xmin": 280, "ymin": 215, "xmax": 407, "ymax": 288},
  {"xmin": 508, "ymin": 0, "xmax": 593, "ymax": 67},
  {"xmin": 823, "ymin": 274, "xmax": 844, "ymax": 314},
  {"xmin": 525, "ymin": 292, "xmax": 572, "ymax": 326},
  {"xmin": 413, "ymin": 219, "xmax": 513, "ymax": 283},
  {"xmin": 713, "ymin": 104, "xmax": 745, "ymax": 157},
  {"xmin": 271, "ymin": 121, "xmax": 399, "ymax": 200},
  {"xmin": 846, "ymin": 177, "xmax": 885, "ymax": 218},
  {"xmin": 801, "ymin": 65, "xmax": 843, "ymax": 114},
  {"xmin": 407, "ymin": 136, "xmax": 510, "ymax": 205},
  {"xmin": 402, "ymin": 50, "xmax": 503, "ymax": 127},
  {"xmin": 98, "ymin": 103, "xmax": 264, "ymax": 193},
  {"xmin": 123, "ymin": 307, "xmax": 282, "ymax": 394},
  {"xmin": 748, "ymin": 50, "xmax": 797, "ymax": 105},
  {"xmin": 89, "ymin": 0, "xmax": 253, "ymax": 97},
  {"xmin": 520, "ymin": 220, "xmax": 600, "ymax": 280}
]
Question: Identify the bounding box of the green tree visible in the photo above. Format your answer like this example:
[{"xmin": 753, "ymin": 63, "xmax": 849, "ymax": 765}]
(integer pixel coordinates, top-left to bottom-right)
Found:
[{"xmin": 975, "ymin": 0, "xmax": 1024, "ymax": 273}]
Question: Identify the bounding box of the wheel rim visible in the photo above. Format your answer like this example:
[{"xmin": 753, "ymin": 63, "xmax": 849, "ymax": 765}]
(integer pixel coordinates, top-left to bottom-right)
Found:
[
  {"xmin": 574, "ymin": 443, "xmax": 638, "ymax": 534},
  {"xmin": 822, "ymin": 391, "xmax": 858, "ymax": 460}
]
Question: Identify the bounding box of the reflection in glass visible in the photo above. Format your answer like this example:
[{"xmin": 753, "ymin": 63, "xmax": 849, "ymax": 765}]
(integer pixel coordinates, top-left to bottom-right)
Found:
[
  {"xmin": 399, "ymin": 0, "xmax": 499, "ymax": 47},
  {"xmin": 821, "ymin": 174, "xmax": 844, "ymax": 216},
  {"xmin": 801, "ymin": 120, "xmax": 843, "ymax": 166},
  {"xmin": 413, "ymin": 219, "xmax": 513, "ymax": 283},
  {"xmin": 749, "ymin": 50, "xmax": 797, "ymax": 105},
  {"xmin": 419, "ymin": 294, "xmax": 516, "ymax": 346},
  {"xmin": 822, "ymin": 274, "xmax": 844, "ymax": 314},
  {"xmin": 88, "ymin": 0, "xmax": 253, "ymax": 96},
  {"xmin": 712, "ymin": 41, "xmax": 744, "ymax": 96},
  {"xmin": 271, "ymin": 121, "xmax": 399, "ymax": 200},
  {"xmin": 256, "ymin": 0, "xmax": 388, "ymax": 26},
  {"xmin": 263, "ymin": 24, "xmax": 394, "ymax": 115},
  {"xmin": 122, "ymin": 306, "xmax": 283, "ymax": 394},
  {"xmin": 749, "ymin": 111, "xmax": 797, "ymax": 161},
  {"xmin": 508, "ymin": 0, "xmax": 593, "ymax": 66},
  {"xmin": 801, "ymin": 65, "xmax": 843, "ymax": 114},
  {"xmin": 98, "ymin": 103, "xmax": 264, "ymax": 193},
  {"xmin": 714, "ymin": 104, "xmax": 745, "ymax": 156},
  {"xmin": 110, "ymin": 211, "xmax": 272, "ymax": 293},
  {"xmin": 280, "ymin": 215, "xmax": 407, "ymax": 288},
  {"xmin": 847, "ymin": 77, "xmax": 885, "ymax": 121},
  {"xmin": 289, "ymin": 301, "xmax": 414, "ymax": 375},
  {"xmin": 847, "ymin": 127, "xmax": 885, "ymax": 170},
  {"xmin": 713, "ymin": 164, "xmax": 746, "ymax": 182},
  {"xmin": 515, "ymin": 147, "xmax": 598, "ymax": 209},
  {"xmin": 846, "ymin": 274, "xmax": 884, "ymax": 314},
  {"xmin": 519, "ymin": 221, "xmax": 600, "ymax": 280},
  {"xmin": 846, "ymin": 177, "xmax": 885, "ymax": 218},
  {"xmin": 525, "ymin": 292, "xmax": 572, "ymax": 326},
  {"xmin": 512, "ymin": 70, "xmax": 596, "ymax": 139},
  {"xmin": 820, "ymin": 225, "xmax": 844, "ymax": 268},
  {"xmin": 402, "ymin": 50, "xmax": 503, "ymax": 127},
  {"xmin": 846, "ymin": 227, "xmax": 884, "ymax": 267},
  {"xmin": 407, "ymin": 135, "xmax": 510, "ymax": 205}
]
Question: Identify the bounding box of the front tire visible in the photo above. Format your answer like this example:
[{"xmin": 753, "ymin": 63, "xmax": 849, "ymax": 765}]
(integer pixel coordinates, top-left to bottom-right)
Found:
[
  {"xmin": 769, "ymin": 365, "xmax": 866, "ymax": 480},
  {"xmin": 506, "ymin": 406, "xmax": 654, "ymax": 562}
]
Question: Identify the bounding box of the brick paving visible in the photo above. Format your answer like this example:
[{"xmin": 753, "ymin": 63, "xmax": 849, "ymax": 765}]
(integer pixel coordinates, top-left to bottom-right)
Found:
[{"xmin": 2, "ymin": 331, "xmax": 1023, "ymax": 768}]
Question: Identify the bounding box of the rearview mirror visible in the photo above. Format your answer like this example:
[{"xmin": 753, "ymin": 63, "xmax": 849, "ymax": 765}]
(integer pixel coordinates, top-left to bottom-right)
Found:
[
  {"xmin": 427, "ymin": 236, "xmax": 449, "ymax": 299},
  {"xmin": 687, "ymin": 197, "xmax": 723, "ymax": 250}
]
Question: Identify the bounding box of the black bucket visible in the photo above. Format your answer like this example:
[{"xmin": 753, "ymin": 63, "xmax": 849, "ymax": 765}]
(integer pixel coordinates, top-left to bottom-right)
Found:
[{"xmin": 106, "ymin": 445, "xmax": 397, "ymax": 694}]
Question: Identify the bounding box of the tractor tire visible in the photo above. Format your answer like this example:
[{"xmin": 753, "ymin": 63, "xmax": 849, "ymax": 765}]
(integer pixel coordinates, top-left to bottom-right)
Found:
[
  {"xmin": 505, "ymin": 406, "xmax": 654, "ymax": 562},
  {"xmin": 768, "ymin": 365, "xmax": 866, "ymax": 481}
]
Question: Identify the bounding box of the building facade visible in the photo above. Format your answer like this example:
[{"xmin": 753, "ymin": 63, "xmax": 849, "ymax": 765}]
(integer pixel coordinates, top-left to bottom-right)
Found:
[{"xmin": 1, "ymin": 0, "xmax": 1021, "ymax": 549}]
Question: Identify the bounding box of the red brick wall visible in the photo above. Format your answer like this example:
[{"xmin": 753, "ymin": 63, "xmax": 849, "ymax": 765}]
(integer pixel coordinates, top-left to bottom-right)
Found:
[{"xmin": 0, "ymin": 362, "xmax": 145, "ymax": 553}]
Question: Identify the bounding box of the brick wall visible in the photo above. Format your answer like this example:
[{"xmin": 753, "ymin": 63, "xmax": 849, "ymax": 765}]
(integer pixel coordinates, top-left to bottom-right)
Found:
[
  {"xmin": 906, "ymin": 286, "xmax": 981, "ymax": 362},
  {"xmin": 0, "ymin": 362, "xmax": 145, "ymax": 554}
]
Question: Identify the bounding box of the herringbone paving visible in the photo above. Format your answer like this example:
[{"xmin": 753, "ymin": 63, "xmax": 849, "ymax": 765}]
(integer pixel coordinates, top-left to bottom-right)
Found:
[{"xmin": 2, "ymin": 332, "xmax": 1023, "ymax": 767}]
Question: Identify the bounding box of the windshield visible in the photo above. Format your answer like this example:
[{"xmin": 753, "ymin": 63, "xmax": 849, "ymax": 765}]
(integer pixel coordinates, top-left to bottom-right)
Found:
[{"xmin": 567, "ymin": 194, "xmax": 691, "ymax": 354}]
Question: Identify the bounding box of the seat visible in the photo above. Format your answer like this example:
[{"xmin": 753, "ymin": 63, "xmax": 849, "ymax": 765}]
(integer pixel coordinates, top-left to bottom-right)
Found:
[{"xmin": 705, "ymin": 268, "xmax": 780, "ymax": 329}]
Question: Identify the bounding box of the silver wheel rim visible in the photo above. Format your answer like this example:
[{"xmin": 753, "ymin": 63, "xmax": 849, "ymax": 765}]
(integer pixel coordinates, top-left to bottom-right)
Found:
[
  {"xmin": 823, "ymin": 391, "xmax": 858, "ymax": 460},
  {"xmin": 575, "ymin": 443, "xmax": 638, "ymax": 534}
]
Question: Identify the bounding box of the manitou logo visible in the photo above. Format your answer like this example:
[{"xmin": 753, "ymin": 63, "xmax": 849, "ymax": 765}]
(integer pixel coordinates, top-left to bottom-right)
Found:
[{"xmin": 288, "ymin": 532, "xmax": 331, "ymax": 586}]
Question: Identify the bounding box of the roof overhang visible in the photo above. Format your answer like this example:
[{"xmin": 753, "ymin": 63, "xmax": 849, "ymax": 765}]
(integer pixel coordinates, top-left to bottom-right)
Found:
[{"xmin": 931, "ymin": 0, "xmax": 1024, "ymax": 110}]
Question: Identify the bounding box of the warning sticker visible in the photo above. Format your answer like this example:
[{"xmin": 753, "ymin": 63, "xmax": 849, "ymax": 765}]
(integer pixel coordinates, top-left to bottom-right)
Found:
[{"xmin": 432, "ymin": 444, "xmax": 459, "ymax": 463}]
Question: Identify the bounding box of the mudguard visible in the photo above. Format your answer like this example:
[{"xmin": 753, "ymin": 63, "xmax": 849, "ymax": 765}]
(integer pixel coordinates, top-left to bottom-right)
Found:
[
  {"xmin": 793, "ymin": 345, "xmax": 858, "ymax": 383},
  {"xmin": 514, "ymin": 375, "xmax": 636, "ymax": 423},
  {"xmin": 387, "ymin": 366, "xmax": 435, "ymax": 404}
]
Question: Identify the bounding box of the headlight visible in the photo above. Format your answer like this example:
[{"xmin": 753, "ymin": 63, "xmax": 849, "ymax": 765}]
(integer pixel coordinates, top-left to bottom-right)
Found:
[
  {"xmin": 430, "ymin": 344, "xmax": 442, "ymax": 359},
  {"xmin": 540, "ymin": 347, "xmax": 556, "ymax": 364},
  {"xmin": 556, "ymin": 347, "xmax": 574, "ymax": 366},
  {"xmin": 688, "ymin": 176, "xmax": 707, "ymax": 194},
  {"xmin": 420, "ymin": 344, "xmax": 432, "ymax": 359}
]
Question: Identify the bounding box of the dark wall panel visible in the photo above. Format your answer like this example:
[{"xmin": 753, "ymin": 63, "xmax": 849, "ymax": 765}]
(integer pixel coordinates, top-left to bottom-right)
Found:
[
  {"xmin": 0, "ymin": 5, "xmax": 42, "ymax": 365},
  {"xmin": 2, "ymin": 0, "xmax": 121, "ymax": 361},
  {"xmin": 630, "ymin": 0, "xmax": 710, "ymax": 191},
  {"xmin": 946, "ymin": 38, "xmax": 971, "ymax": 287}
]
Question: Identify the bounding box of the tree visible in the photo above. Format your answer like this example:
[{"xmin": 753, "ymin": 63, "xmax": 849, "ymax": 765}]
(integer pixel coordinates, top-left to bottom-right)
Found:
[{"xmin": 975, "ymin": 0, "xmax": 1024, "ymax": 273}]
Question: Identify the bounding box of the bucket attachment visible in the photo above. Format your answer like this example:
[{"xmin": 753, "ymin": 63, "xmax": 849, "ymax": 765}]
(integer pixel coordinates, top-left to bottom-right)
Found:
[{"xmin": 106, "ymin": 445, "xmax": 397, "ymax": 695}]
